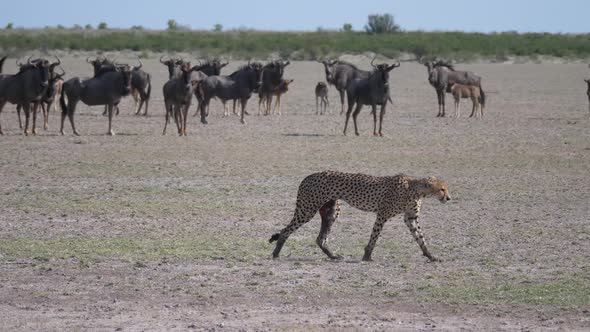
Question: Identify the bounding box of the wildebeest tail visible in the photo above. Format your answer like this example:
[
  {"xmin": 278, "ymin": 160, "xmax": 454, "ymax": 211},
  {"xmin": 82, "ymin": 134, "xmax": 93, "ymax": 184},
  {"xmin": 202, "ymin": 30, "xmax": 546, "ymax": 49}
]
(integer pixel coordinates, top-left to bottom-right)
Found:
[
  {"xmin": 59, "ymin": 86, "xmax": 67, "ymax": 115},
  {"xmin": 269, "ymin": 233, "xmax": 280, "ymax": 243},
  {"xmin": 479, "ymin": 85, "xmax": 486, "ymax": 107}
]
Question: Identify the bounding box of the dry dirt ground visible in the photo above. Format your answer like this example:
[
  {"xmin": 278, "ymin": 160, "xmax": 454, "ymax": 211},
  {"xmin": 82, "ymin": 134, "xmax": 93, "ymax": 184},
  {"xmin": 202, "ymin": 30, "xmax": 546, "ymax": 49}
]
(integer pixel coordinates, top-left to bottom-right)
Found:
[{"xmin": 0, "ymin": 56, "xmax": 589, "ymax": 331}]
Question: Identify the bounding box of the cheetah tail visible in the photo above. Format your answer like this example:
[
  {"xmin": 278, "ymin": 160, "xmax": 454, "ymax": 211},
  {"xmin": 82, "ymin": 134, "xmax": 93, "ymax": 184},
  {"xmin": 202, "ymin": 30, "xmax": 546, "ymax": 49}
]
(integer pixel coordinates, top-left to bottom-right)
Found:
[{"xmin": 269, "ymin": 233, "xmax": 280, "ymax": 243}]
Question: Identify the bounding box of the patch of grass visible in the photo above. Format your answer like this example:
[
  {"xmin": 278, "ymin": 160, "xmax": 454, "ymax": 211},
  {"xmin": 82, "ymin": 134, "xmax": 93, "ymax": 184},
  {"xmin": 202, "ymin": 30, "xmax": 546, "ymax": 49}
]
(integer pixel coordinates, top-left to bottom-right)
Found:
[
  {"xmin": 0, "ymin": 234, "xmax": 269, "ymax": 264},
  {"xmin": 422, "ymin": 276, "xmax": 590, "ymax": 308}
]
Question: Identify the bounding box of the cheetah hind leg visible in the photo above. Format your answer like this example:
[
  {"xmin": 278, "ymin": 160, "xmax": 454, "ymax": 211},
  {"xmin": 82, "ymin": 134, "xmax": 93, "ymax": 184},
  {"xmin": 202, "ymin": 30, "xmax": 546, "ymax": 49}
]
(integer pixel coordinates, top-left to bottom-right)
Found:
[{"xmin": 316, "ymin": 200, "xmax": 342, "ymax": 260}]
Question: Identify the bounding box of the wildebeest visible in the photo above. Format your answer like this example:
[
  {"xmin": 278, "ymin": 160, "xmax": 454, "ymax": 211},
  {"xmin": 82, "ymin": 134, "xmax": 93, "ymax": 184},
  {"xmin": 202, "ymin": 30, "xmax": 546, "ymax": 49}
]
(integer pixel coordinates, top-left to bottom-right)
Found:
[
  {"xmin": 0, "ymin": 57, "xmax": 51, "ymax": 135},
  {"xmin": 191, "ymin": 59, "xmax": 230, "ymax": 117},
  {"xmin": 17, "ymin": 66, "xmax": 65, "ymax": 130},
  {"xmin": 162, "ymin": 62, "xmax": 206, "ymax": 136},
  {"xmin": 585, "ymin": 79, "xmax": 590, "ymax": 117},
  {"xmin": 423, "ymin": 60, "xmax": 486, "ymax": 117},
  {"xmin": 448, "ymin": 81, "xmax": 483, "ymax": 118},
  {"xmin": 257, "ymin": 60, "xmax": 290, "ymax": 116},
  {"xmin": 88, "ymin": 56, "xmax": 152, "ymax": 116},
  {"xmin": 197, "ymin": 61, "xmax": 263, "ymax": 124},
  {"xmin": 343, "ymin": 59, "xmax": 400, "ymax": 137},
  {"xmin": 315, "ymin": 82, "xmax": 329, "ymax": 115},
  {"xmin": 320, "ymin": 60, "xmax": 370, "ymax": 115},
  {"xmin": 60, "ymin": 62, "xmax": 136, "ymax": 136}
]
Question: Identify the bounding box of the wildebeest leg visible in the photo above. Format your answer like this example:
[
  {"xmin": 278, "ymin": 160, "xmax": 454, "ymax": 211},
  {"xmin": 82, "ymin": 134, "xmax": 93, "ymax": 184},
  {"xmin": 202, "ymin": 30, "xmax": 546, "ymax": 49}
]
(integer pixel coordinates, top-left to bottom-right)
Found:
[
  {"xmin": 22, "ymin": 103, "xmax": 31, "ymax": 136},
  {"xmin": 106, "ymin": 104, "xmax": 115, "ymax": 136},
  {"xmin": 352, "ymin": 103, "xmax": 363, "ymax": 136},
  {"xmin": 371, "ymin": 104, "xmax": 378, "ymax": 136},
  {"xmin": 163, "ymin": 101, "xmax": 172, "ymax": 135},
  {"xmin": 437, "ymin": 90, "xmax": 446, "ymax": 117},
  {"xmin": 232, "ymin": 100, "xmax": 238, "ymax": 115},
  {"xmin": 316, "ymin": 95, "xmax": 319, "ymax": 115},
  {"xmin": 31, "ymin": 102, "xmax": 41, "ymax": 135},
  {"xmin": 16, "ymin": 104, "xmax": 23, "ymax": 129},
  {"xmin": 339, "ymin": 89, "xmax": 345, "ymax": 115},
  {"xmin": 455, "ymin": 97, "xmax": 460, "ymax": 118},
  {"xmin": 222, "ymin": 100, "xmax": 228, "ymax": 117},
  {"xmin": 200, "ymin": 99, "xmax": 209, "ymax": 125},
  {"xmin": 132, "ymin": 89, "xmax": 140, "ymax": 115},
  {"xmin": 343, "ymin": 102, "xmax": 355, "ymax": 135},
  {"xmin": 378, "ymin": 104, "xmax": 386, "ymax": 137},
  {"xmin": 60, "ymin": 100, "xmax": 80, "ymax": 136},
  {"xmin": 0, "ymin": 100, "xmax": 7, "ymax": 135},
  {"xmin": 274, "ymin": 95, "xmax": 282, "ymax": 115},
  {"xmin": 469, "ymin": 97, "xmax": 477, "ymax": 118},
  {"xmin": 42, "ymin": 103, "xmax": 49, "ymax": 130},
  {"xmin": 316, "ymin": 200, "xmax": 342, "ymax": 260},
  {"xmin": 102, "ymin": 105, "xmax": 107, "ymax": 116},
  {"xmin": 174, "ymin": 104, "xmax": 183, "ymax": 135},
  {"xmin": 182, "ymin": 104, "xmax": 189, "ymax": 136},
  {"xmin": 363, "ymin": 214, "xmax": 388, "ymax": 261},
  {"xmin": 240, "ymin": 97, "xmax": 248, "ymax": 124}
]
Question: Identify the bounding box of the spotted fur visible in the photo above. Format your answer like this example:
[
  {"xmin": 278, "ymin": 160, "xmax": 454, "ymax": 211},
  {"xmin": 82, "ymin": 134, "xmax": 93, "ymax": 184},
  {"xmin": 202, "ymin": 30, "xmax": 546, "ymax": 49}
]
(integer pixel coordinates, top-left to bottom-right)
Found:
[{"xmin": 269, "ymin": 171, "xmax": 451, "ymax": 261}]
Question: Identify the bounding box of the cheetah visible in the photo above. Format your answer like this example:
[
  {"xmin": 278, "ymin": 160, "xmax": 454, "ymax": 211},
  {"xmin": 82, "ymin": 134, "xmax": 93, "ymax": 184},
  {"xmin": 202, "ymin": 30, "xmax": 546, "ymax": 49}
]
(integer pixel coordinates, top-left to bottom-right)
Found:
[{"xmin": 269, "ymin": 171, "xmax": 451, "ymax": 262}]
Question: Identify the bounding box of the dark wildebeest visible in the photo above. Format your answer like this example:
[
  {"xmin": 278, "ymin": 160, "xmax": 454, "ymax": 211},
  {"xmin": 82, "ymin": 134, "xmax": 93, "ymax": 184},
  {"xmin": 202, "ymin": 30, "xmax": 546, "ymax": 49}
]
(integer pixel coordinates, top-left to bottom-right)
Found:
[
  {"xmin": 197, "ymin": 61, "xmax": 263, "ymax": 125},
  {"xmin": 257, "ymin": 60, "xmax": 290, "ymax": 116},
  {"xmin": 162, "ymin": 62, "xmax": 206, "ymax": 136},
  {"xmin": 88, "ymin": 56, "xmax": 152, "ymax": 116},
  {"xmin": 60, "ymin": 63, "xmax": 135, "ymax": 136},
  {"xmin": 423, "ymin": 60, "xmax": 486, "ymax": 117},
  {"xmin": 320, "ymin": 60, "xmax": 370, "ymax": 115},
  {"xmin": 191, "ymin": 59, "xmax": 229, "ymax": 117},
  {"xmin": 17, "ymin": 66, "xmax": 65, "ymax": 130},
  {"xmin": 315, "ymin": 82, "xmax": 329, "ymax": 115},
  {"xmin": 585, "ymin": 78, "xmax": 590, "ymax": 117},
  {"xmin": 343, "ymin": 59, "xmax": 400, "ymax": 137},
  {"xmin": 0, "ymin": 57, "xmax": 51, "ymax": 135}
]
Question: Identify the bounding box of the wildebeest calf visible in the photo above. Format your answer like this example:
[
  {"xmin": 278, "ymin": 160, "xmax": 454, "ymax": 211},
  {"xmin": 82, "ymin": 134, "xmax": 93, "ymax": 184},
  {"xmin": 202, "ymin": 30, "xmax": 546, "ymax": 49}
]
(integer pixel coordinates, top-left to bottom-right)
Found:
[
  {"xmin": 315, "ymin": 82, "xmax": 329, "ymax": 115},
  {"xmin": 448, "ymin": 81, "xmax": 483, "ymax": 118}
]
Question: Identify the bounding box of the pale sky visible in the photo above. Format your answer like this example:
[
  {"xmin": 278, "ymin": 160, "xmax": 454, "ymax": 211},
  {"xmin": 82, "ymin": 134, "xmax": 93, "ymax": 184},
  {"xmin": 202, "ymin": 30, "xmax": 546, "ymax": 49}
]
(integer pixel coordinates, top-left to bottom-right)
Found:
[{"xmin": 1, "ymin": 0, "xmax": 588, "ymax": 33}]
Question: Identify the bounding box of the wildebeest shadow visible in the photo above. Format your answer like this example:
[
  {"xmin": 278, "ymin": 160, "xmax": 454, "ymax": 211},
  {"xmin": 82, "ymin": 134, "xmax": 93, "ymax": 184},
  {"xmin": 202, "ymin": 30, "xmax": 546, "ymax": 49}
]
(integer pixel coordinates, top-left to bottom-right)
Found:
[{"xmin": 282, "ymin": 133, "xmax": 326, "ymax": 137}]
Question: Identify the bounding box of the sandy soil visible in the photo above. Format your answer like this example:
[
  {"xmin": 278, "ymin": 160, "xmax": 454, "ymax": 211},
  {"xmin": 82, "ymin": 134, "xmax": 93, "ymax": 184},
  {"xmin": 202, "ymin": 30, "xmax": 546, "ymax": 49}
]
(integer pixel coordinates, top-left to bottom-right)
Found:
[{"xmin": 0, "ymin": 56, "xmax": 589, "ymax": 331}]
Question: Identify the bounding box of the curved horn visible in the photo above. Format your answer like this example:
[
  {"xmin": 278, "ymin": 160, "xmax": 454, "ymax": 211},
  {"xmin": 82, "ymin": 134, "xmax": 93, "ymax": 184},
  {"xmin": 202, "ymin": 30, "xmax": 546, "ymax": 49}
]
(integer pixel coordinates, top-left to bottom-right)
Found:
[
  {"xmin": 16, "ymin": 58, "xmax": 23, "ymax": 67},
  {"xmin": 159, "ymin": 55, "xmax": 168, "ymax": 64},
  {"xmin": 56, "ymin": 66, "xmax": 66, "ymax": 77},
  {"xmin": 53, "ymin": 55, "xmax": 61, "ymax": 66},
  {"xmin": 135, "ymin": 58, "xmax": 143, "ymax": 70},
  {"xmin": 370, "ymin": 57, "xmax": 377, "ymax": 68},
  {"xmin": 27, "ymin": 56, "xmax": 34, "ymax": 65},
  {"xmin": 86, "ymin": 56, "xmax": 93, "ymax": 63}
]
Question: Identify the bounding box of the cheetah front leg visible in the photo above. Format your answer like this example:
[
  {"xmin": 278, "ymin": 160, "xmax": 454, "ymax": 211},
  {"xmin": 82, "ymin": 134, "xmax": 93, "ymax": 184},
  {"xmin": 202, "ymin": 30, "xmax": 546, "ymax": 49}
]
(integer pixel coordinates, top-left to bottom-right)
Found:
[
  {"xmin": 316, "ymin": 200, "xmax": 342, "ymax": 260},
  {"xmin": 362, "ymin": 214, "xmax": 388, "ymax": 261},
  {"xmin": 404, "ymin": 213, "xmax": 439, "ymax": 262}
]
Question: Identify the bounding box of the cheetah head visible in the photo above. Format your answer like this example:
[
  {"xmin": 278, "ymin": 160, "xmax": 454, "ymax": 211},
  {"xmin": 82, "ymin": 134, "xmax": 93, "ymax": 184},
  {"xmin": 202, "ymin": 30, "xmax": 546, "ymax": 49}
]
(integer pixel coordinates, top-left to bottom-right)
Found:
[{"xmin": 422, "ymin": 177, "xmax": 451, "ymax": 203}]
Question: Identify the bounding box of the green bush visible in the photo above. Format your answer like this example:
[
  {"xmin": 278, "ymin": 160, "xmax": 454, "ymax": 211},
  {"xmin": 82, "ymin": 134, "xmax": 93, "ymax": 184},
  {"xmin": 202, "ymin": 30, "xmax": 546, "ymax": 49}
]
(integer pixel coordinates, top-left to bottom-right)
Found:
[{"xmin": 0, "ymin": 29, "xmax": 588, "ymax": 60}]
